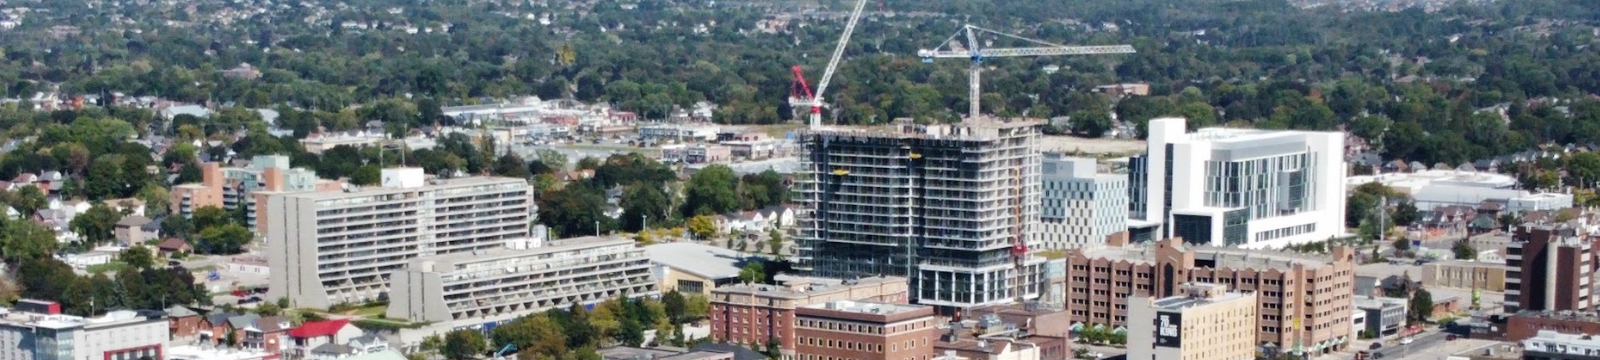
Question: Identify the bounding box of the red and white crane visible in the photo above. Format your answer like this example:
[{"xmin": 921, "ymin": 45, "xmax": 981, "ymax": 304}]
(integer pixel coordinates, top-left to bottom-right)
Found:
[{"xmin": 790, "ymin": 0, "xmax": 868, "ymax": 129}]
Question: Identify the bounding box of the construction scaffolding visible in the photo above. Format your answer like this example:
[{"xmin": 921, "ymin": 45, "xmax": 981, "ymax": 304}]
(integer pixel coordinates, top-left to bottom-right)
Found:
[{"xmin": 793, "ymin": 120, "xmax": 1048, "ymax": 310}]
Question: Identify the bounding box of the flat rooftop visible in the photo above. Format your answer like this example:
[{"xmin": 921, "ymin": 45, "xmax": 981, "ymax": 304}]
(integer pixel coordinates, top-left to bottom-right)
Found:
[
  {"xmin": 800, "ymin": 119, "xmax": 1043, "ymax": 141},
  {"xmin": 1348, "ymin": 170, "xmax": 1518, "ymax": 190},
  {"xmin": 804, "ymin": 300, "xmax": 926, "ymax": 315},
  {"xmin": 409, "ymin": 237, "xmax": 635, "ymax": 272},
  {"xmin": 644, "ymin": 242, "xmax": 756, "ymax": 280},
  {"xmin": 1151, "ymin": 291, "xmax": 1248, "ymax": 310},
  {"xmin": 1081, "ymin": 242, "xmax": 1337, "ymax": 270},
  {"xmin": 286, "ymin": 175, "xmax": 527, "ymax": 200},
  {"xmin": 714, "ymin": 276, "xmax": 905, "ymax": 299}
]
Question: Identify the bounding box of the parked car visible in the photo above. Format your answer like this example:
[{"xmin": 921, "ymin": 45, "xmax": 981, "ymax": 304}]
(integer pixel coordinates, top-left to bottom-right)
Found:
[
  {"xmin": 1370, "ymin": 343, "xmax": 1383, "ymax": 350},
  {"xmin": 1400, "ymin": 337, "xmax": 1414, "ymax": 345}
]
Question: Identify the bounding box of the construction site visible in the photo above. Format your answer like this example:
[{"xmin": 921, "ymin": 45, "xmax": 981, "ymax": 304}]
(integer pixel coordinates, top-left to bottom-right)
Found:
[
  {"xmin": 781, "ymin": 0, "xmax": 1134, "ymax": 312},
  {"xmin": 792, "ymin": 120, "xmax": 1049, "ymax": 311}
]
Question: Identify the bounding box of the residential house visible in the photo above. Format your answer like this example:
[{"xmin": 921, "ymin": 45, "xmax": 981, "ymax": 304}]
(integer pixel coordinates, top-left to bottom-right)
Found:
[
  {"xmin": 201, "ymin": 311, "xmax": 242, "ymax": 344},
  {"xmin": 347, "ymin": 333, "xmax": 391, "ymax": 354},
  {"xmin": 1418, "ymin": 205, "xmax": 1477, "ymax": 234},
  {"xmin": 166, "ymin": 305, "xmax": 202, "ymax": 339},
  {"xmin": 308, "ymin": 343, "xmax": 360, "ymax": 359},
  {"xmin": 239, "ymin": 315, "xmax": 293, "ymax": 352},
  {"xmin": 158, "ymin": 238, "xmax": 193, "ymax": 256},
  {"xmin": 289, "ymin": 319, "xmax": 364, "ymax": 358},
  {"xmin": 1383, "ymin": 159, "xmax": 1410, "ymax": 173},
  {"xmin": 102, "ymin": 197, "xmax": 147, "ymax": 216},
  {"xmin": 115, "ymin": 215, "xmax": 155, "ymax": 244}
]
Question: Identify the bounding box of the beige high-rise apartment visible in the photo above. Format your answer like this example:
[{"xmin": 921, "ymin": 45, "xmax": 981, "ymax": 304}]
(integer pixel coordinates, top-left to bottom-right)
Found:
[
  {"xmin": 1128, "ymin": 283, "xmax": 1258, "ymax": 360},
  {"xmin": 265, "ymin": 168, "xmax": 535, "ymax": 309}
]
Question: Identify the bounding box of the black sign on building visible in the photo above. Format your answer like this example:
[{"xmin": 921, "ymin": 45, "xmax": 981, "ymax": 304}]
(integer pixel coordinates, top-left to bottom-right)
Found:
[{"xmin": 1156, "ymin": 312, "xmax": 1183, "ymax": 348}]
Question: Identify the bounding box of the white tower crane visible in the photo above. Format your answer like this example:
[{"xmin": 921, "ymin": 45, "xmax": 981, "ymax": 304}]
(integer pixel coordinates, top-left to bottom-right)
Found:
[
  {"xmin": 918, "ymin": 25, "xmax": 1135, "ymax": 120},
  {"xmin": 791, "ymin": 0, "xmax": 868, "ymax": 129}
]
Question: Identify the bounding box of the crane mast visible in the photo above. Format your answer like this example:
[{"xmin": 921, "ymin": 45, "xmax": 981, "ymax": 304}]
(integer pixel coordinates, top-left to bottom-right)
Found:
[
  {"xmin": 918, "ymin": 24, "xmax": 1135, "ymax": 120},
  {"xmin": 791, "ymin": 0, "xmax": 869, "ymax": 129}
]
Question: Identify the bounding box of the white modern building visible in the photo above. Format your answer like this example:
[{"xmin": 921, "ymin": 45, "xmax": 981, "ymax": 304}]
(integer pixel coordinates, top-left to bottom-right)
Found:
[
  {"xmin": 1128, "ymin": 118, "xmax": 1346, "ymax": 249},
  {"xmin": 1037, "ymin": 154, "xmax": 1127, "ymax": 250},
  {"xmin": 1347, "ymin": 170, "xmax": 1572, "ymax": 213},
  {"xmin": 640, "ymin": 124, "xmax": 720, "ymax": 143},
  {"xmin": 265, "ymin": 168, "xmax": 536, "ymax": 309},
  {"xmin": 0, "ymin": 308, "xmax": 169, "ymax": 360},
  {"xmin": 386, "ymin": 237, "xmax": 657, "ymax": 325}
]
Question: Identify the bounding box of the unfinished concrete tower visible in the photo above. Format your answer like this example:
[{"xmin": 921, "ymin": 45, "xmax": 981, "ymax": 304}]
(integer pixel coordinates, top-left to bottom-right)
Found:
[{"xmin": 794, "ymin": 120, "xmax": 1047, "ymax": 311}]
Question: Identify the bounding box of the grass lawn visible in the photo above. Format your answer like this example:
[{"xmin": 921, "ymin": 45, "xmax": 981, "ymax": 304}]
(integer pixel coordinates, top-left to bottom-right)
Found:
[
  {"xmin": 86, "ymin": 261, "xmax": 129, "ymax": 274},
  {"xmin": 351, "ymin": 304, "xmax": 388, "ymax": 317}
]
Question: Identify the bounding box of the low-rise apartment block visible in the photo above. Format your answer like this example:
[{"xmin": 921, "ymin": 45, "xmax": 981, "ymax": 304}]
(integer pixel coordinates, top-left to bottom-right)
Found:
[
  {"xmin": 387, "ymin": 237, "xmax": 658, "ymax": 324},
  {"xmin": 1063, "ymin": 237, "xmax": 1356, "ymax": 356},
  {"xmin": 794, "ymin": 300, "xmax": 939, "ymax": 360},
  {"xmin": 710, "ymin": 276, "xmax": 909, "ymax": 359},
  {"xmin": 266, "ymin": 168, "xmax": 536, "ymax": 308},
  {"xmin": 1128, "ymin": 283, "xmax": 1258, "ymax": 360}
]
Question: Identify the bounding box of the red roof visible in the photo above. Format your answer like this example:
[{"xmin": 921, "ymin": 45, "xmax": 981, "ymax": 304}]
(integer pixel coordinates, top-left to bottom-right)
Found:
[{"xmin": 289, "ymin": 319, "xmax": 350, "ymax": 338}]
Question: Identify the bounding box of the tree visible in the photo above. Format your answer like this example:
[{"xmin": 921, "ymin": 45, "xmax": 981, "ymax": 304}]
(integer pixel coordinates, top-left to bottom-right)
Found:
[
  {"xmin": 1391, "ymin": 238, "xmax": 1411, "ymax": 252},
  {"xmin": 662, "ymin": 291, "xmax": 688, "ymax": 324},
  {"xmin": 683, "ymin": 165, "xmax": 739, "ymax": 216},
  {"xmin": 70, "ymin": 204, "xmax": 122, "ymax": 246},
  {"xmin": 119, "ymin": 246, "xmax": 154, "ymax": 269},
  {"xmin": 3, "ymin": 220, "xmax": 58, "ymax": 262},
  {"xmin": 738, "ymin": 261, "xmax": 766, "ymax": 284},
  {"xmin": 493, "ymin": 154, "xmax": 534, "ymax": 179},
  {"xmin": 1069, "ymin": 110, "xmax": 1114, "ymax": 138},
  {"xmin": 495, "ymin": 314, "xmax": 567, "ymax": 359},
  {"xmin": 162, "ymin": 215, "xmax": 195, "ymax": 240},
  {"xmin": 196, "ymin": 224, "xmax": 252, "ymax": 255},
  {"xmin": 1409, "ymin": 288, "xmax": 1434, "ymax": 324},
  {"xmin": 255, "ymin": 301, "xmax": 282, "ymax": 316},
  {"xmin": 136, "ymin": 185, "xmax": 171, "ymax": 218},
  {"xmin": 688, "ymin": 215, "xmax": 717, "ymax": 240},
  {"xmin": 192, "ymin": 206, "xmax": 231, "ymax": 231},
  {"xmin": 621, "ymin": 183, "xmax": 669, "ymax": 232},
  {"xmin": 516, "ymin": 317, "xmax": 569, "ymax": 360},
  {"xmin": 1392, "ymin": 201, "xmax": 1418, "ymax": 227},
  {"xmin": 443, "ymin": 329, "xmax": 487, "ymax": 360},
  {"xmin": 350, "ymin": 165, "xmax": 381, "ymax": 186},
  {"xmin": 1452, "ymin": 240, "xmax": 1477, "ymax": 260},
  {"xmin": 537, "ymin": 185, "xmax": 612, "ymax": 237},
  {"xmin": 1573, "ymin": 152, "xmax": 1600, "ymax": 188},
  {"xmin": 767, "ymin": 229, "xmax": 783, "ymax": 255},
  {"xmin": 12, "ymin": 185, "xmax": 46, "ymax": 216},
  {"xmin": 683, "ymin": 293, "xmax": 710, "ymax": 322}
]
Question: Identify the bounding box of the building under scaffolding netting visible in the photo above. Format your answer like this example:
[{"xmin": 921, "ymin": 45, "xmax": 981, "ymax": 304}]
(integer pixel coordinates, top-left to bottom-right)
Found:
[{"xmin": 793, "ymin": 120, "xmax": 1048, "ymax": 311}]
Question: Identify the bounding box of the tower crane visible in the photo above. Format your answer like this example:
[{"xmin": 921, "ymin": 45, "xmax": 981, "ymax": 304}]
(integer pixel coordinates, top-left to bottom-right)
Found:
[
  {"xmin": 791, "ymin": 0, "xmax": 868, "ymax": 129},
  {"xmin": 918, "ymin": 25, "xmax": 1135, "ymax": 120}
]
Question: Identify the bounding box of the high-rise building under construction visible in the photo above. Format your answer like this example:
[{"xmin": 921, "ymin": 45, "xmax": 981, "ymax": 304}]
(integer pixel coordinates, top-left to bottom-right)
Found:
[{"xmin": 794, "ymin": 120, "xmax": 1047, "ymax": 310}]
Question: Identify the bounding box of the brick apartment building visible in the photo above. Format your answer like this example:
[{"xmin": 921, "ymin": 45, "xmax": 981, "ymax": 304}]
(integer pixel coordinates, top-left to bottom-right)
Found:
[
  {"xmin": 710, "ymin": 277, "xmax": 909, "ymax": 360},
  {"xmin": 1506, "ymin": 224, "xmax": 1598, "ymax": 313},
  {"xmin": 1062, "ymin": 236, "xmax": 1356, "ymax": 355},
  {"xmin": 794, "ymin": 300, "xmax": 939, "ymax": 360}
]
